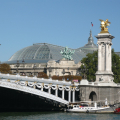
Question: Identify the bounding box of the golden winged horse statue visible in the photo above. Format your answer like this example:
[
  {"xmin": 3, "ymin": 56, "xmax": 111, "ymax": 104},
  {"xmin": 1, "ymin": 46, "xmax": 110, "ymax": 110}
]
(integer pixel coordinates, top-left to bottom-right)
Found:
[{"xmin": 99, "ymin": 19, "xmax": 111, "ymax": 33}]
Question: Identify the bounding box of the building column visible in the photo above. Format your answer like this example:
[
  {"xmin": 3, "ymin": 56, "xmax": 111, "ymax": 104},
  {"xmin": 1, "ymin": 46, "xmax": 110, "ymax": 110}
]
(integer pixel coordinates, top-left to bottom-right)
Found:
[
  {"xmin": 72, "ymin": 87, "xmax": 75, "ymax": 103},
  {"xmin": 109, "ymin": 43, "xmax": 112, "ymax": 71},
  {"xmin": 68, "ymin": 90, "xmax": 71, "ymax": 102},
  {"xmin": 105, "ymin": 43, "xmax": 108, "ymax": 71},
  {"xmin": 55, "ymin": 85, "xmax": 58, "ymax": 97},
  {"xmin": 48, "ymin": 88, "xmax": 51, "ymax": 94},
  {"xmin": 41, "ymin": 83, "xmax": 44, "ymax": 91},
  {"xmin": 62, "ymin": 89, "xmax": 65, "ymax": 99},
  {"xmin": 98, "ymin": 43, "xmax": 102, "ymax": 71}
]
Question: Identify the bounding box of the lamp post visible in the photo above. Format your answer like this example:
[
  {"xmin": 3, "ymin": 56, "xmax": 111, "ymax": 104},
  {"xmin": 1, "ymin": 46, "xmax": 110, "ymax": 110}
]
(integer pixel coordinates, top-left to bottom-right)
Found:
[
  {"xmin": 16, "ymin": 60, "xmax": 19, "ymax": 74},
  {"xmin": 33, "ymin": 64, "xmax": 36, "ymax": 76},
  {"xmin": 49, "ymin": 66, "xmax": 52, "ymax": 78},
  {"xmin": 22, "ymin": 59, "xmax": 25, "ymax": 75},
  {"xmin": 62, "ymin": 69, "xmax": 65, "ymax": 81}
]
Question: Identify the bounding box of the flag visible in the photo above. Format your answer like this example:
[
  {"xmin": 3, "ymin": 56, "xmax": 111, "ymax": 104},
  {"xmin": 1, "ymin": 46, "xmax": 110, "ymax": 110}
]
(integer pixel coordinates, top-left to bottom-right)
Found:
[{"xmin": 91, "ymin": 22, "xmax": 93, "ymax": 27}]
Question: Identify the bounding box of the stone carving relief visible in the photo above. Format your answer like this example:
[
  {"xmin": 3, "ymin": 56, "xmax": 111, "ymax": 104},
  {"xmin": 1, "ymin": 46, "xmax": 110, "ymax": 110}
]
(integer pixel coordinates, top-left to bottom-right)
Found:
[
  {"xmin": 99, "ymin": 75, "xmax": 103, "ymax": 81},
  {"xmin": 102, "ymin": 45, "xmax": 105, "ymax": 57}
]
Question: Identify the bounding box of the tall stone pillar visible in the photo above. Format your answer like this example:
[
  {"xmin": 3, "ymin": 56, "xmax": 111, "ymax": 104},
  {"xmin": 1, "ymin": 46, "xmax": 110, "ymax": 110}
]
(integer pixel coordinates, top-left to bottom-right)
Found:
[{"xmin": 95, "ymin": 33, "xmax": 114, "ymax": 83}]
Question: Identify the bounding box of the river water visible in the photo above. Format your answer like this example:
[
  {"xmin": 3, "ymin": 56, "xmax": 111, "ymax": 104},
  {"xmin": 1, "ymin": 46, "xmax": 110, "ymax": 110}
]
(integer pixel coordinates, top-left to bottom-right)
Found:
[{"xmin": 0, "ymin": 112, "xmax": 120, "ymax": 120}]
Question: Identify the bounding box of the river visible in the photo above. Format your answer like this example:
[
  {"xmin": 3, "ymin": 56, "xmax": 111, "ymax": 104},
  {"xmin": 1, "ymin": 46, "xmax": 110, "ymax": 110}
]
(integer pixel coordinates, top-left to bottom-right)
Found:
[{"xmin": 0, "ymin": 112, "xmax": 120, "ymax": 120}]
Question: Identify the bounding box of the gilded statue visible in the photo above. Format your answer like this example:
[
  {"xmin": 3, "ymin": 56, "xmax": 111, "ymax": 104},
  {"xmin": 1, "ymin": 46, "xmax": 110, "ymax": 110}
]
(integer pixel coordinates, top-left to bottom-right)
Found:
[{"xmin": 99, "ymin": 19, "xmax": 111, "ymax": 33}]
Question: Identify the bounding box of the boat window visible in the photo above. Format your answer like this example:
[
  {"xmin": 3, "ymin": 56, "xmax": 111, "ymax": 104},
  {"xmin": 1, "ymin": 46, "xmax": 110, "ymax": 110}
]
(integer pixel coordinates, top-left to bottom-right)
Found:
[{"xmin": 74, "ymin": 106, "xmax": 76, "ymax": 108}]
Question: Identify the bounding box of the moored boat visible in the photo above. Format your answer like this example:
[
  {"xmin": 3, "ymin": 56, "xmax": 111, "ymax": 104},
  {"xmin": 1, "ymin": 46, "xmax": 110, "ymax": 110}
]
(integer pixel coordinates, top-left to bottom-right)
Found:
[
  {"xmin": 114, "ymin": 107, "xmax": 120, "ymax": 114},
  {"xmin": 65, "ymin": 99, "xmax": 115, "ymax": 113}
]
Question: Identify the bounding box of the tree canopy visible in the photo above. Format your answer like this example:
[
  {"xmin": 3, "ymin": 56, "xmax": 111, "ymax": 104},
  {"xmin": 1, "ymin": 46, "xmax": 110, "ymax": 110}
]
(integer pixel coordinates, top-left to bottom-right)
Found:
[
  {"xmin": 0, "ymin": 63, "xmax": 11, "ymax": 74},
  {"xmin": 80, "ymin": 49, "xmax": 120, "ymax": 83}
]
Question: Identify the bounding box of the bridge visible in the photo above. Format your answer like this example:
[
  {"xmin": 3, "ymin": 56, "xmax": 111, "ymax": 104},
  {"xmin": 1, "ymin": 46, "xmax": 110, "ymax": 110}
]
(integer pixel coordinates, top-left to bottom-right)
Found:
[{"xmin": 0, "ymin": 73, "xmax": 80, "ymax": 106}]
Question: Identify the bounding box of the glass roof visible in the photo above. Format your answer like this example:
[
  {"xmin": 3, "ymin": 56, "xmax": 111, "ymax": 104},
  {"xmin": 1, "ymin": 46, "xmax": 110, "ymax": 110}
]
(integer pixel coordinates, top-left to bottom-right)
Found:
[{"xmin": 8, "ymin": 43, "xmax": 87, "ymax": 64}]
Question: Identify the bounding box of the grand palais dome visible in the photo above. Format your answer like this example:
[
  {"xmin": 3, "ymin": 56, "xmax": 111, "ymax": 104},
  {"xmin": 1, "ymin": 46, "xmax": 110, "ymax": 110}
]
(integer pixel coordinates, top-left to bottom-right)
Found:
[{"xmin": 6, "ymin": 30, "xmax": 98, "ymax": 64}]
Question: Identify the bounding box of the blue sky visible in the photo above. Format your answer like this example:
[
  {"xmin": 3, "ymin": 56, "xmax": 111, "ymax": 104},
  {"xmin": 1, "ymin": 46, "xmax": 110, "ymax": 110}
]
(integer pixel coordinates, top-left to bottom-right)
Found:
[{"xmin": 0, "ymin": 0, "xmax": 120, "ymax": 62}]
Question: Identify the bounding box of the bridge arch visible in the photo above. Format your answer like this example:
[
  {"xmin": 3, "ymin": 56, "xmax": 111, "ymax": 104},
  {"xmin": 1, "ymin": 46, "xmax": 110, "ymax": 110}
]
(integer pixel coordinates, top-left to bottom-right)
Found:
[
  {"xmin": 0, "ymin": 81, "xmax": 69, "ymax": 105},
  {"xmin": 89, "ymin": 91, "xmax": 97, "ymax": 101}
]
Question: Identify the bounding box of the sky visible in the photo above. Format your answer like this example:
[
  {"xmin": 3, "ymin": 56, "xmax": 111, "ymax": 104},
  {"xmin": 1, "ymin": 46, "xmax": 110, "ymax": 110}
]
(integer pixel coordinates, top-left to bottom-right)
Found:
[{"xmin": 0, "ymin": 0, "xmax": 120, "ymax": 62}]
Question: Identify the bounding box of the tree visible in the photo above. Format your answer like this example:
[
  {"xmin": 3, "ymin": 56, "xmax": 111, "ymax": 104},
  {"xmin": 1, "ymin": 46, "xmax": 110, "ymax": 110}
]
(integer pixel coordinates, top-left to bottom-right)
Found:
[
  {"xmin": 80, "ymin": 51, "xmax": 98, "ymax": 82},
  {"xmin": 52, "ymin": 75, "xmax": 82, "ymax": 81},
  {"xmin": 37, "ymin": 72, "xmax": 48, "ymax": 79},
  {"xmin": 112, "ymin": 49, "xmax": 120, "ymax": 83},
  {"xmin": 0, "ymin": 63, "xmax": 12, "ymax": 74},
  {"xmin": 80, "ymin": 49, "xmax": 120, "ymax": 83}
]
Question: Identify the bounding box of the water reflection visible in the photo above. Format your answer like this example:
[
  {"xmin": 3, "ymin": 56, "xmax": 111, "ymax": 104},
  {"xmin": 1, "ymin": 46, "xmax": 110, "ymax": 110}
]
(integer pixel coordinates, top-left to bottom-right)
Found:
[{"xmin": 0, "ymin": 112, "xmax": 119, "ymax": 120}]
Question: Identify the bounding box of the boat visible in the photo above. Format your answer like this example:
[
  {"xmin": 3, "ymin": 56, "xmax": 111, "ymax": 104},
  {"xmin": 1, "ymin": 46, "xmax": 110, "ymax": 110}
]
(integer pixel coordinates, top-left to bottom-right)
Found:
[
  {"xmin": 114, "ymin": 107, "xmax": 120, "ymax": 114},
  {"xmin": 66, "ymin": 99, "xmax": 115, "ymax": 113}
]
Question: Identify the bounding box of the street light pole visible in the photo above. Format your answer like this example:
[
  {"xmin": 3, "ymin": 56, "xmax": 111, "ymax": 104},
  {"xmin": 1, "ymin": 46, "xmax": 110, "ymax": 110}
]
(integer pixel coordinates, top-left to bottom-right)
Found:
[
  {"xmin": 22, "ymin": 59, "xmax": 25, "ymax": 75},
  {"xmin": 33, "ymin": 64, "xmax": 36, "ymax": 76},
  {"xmin": 16, "ymin": 60, "xmax": 19, "ymax": 74},
  {"xmin": 49, "ymin": 66, "xmax": 52, "ymax": 79},
  {"xmin": 62, "ymin": 69, "xmax": 65, "ymax": 81}
]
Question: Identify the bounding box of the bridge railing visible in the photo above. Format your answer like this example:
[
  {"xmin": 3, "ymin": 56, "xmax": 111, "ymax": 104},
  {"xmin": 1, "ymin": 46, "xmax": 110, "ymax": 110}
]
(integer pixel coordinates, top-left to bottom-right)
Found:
[{"xmin": 0, "ymin": 73, "xmax": 79, "ymax": 86}]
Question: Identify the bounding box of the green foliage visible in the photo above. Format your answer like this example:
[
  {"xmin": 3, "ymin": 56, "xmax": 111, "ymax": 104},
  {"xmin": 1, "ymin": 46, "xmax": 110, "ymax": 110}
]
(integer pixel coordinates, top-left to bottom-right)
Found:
[
  {"xmin": 112, "ymin": 49, "xmax": 120, "ymax": 83},
  {"xmin": 81, "ymin": 51, "xmax": 98, "ymax": 82},
  {"xmin": 80, "ymin": 49, "xmax": 120, "ymax": 83},
  {"xmin": 0, "ymin": 63, "xmax": 12, "ymax": 74}
]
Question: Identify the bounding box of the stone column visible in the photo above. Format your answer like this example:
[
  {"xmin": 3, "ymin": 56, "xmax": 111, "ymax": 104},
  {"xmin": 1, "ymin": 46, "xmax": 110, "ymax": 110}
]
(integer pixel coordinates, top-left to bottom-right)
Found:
[
  {"xmin": 72, "ymin": 90, "xmax": 75, "ymax": 103},
  {"xmin": 55, "ymin": 85, "xmax": 58, "ymax": 97},
  {"xmin": 95, "ymin": 33, "xmax": 114, "ymax": 83},
  {"xmin": 68, "ymin": 90, "xmax": 71, "ymax": 102},
  {"xmin": 109, "ymin": 43, "xmax": 112, "ymax": 71},
  {"xmin": 62, "ymin": 89, "xmax": 65, "ymax": 99},
  {"xmin": 106, "ymin": 43, "xmax": 110, "ymax": 71},
  {"xmin": 41, "ymin": 83, "xmax": 44, "ymax": 91},
  {"xmin": 48, "ymin": 88, "xmax": 51, "ymax": 94},
  {"xmin": 98, "ymin": 43, "xmax": 102, "ymax": 71}
]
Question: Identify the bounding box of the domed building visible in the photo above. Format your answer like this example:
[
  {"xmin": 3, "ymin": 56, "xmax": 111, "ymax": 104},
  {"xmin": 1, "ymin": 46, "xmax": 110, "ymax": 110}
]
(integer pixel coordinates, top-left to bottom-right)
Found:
[
  {"xmin": 5, "ymin": 30, "xmax": 98, "ymax": 77},
  {"xmin": 77, "ymin": 30, "xmax": 98, "ymax": 53}
]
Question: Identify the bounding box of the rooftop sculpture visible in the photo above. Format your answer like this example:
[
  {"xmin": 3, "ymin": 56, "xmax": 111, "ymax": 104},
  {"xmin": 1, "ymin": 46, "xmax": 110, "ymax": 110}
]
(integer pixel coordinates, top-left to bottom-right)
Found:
[
  {"xmin": 60, "ymin": 47, "xmax": 75, "ymax": 60},
  {"xmin": 99, "ymin": 19, "xmax": 111, "ymax": 33}
]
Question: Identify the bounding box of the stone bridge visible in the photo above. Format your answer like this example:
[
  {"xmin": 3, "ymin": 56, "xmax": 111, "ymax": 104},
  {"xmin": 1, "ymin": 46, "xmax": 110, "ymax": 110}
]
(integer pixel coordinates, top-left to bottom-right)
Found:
[{"xmin": 0, "ymin": 73, "xmax": 80, "ymax": 105}]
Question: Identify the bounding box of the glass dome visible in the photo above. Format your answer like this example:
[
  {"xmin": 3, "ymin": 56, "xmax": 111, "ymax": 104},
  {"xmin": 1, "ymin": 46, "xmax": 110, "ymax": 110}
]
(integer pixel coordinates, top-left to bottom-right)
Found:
[{"xmin": 6, "ymin": 43, "xmax": 87, "ymax": 64}]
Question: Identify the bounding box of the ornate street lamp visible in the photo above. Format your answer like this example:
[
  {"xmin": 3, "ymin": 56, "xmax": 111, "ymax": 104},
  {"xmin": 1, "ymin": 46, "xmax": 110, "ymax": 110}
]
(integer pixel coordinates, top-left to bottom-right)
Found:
[
  {"xmin": 62, "ymin": 69, "xmax": 65, "ymax": 80},
  {"xmin": 16, "ymin": 60, "xmax": 19, "ymax": 74},
  {"xmin": 22, "ymin": 59, "xmax": 25, "ymax": 75},
  {"xmin": 33, "ymin": 64, "xmax": 36, "ymax": 76},
  {"xmin": 49, "ymin": 66, "xmax": 52, "ymax": 78}
]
